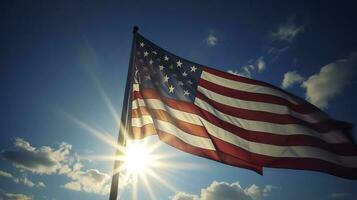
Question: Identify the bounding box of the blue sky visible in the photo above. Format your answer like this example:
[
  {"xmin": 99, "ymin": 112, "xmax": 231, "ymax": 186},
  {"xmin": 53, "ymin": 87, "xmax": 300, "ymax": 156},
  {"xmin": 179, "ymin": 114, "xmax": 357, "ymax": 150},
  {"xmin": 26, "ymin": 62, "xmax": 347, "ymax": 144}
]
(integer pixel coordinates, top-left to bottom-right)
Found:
[{"xmin": 1, "ymin": 1, "xmax": 357, "ymax": 200}]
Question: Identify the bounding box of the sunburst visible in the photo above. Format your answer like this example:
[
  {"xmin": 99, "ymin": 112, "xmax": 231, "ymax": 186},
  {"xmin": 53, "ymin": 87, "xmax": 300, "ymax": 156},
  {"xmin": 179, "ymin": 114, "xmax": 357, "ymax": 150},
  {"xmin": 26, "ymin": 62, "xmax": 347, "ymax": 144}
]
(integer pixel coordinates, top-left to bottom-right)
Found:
[{"xmin": 63, "ymin": 72, "xmax": 207, "ymax": 200}]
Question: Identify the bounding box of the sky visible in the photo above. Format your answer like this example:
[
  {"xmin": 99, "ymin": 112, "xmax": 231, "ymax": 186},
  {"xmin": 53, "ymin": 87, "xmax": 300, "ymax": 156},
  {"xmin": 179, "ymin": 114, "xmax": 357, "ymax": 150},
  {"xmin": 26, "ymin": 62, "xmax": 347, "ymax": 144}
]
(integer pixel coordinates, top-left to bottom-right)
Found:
[{"xmin": 1, "ymin": 0, "xmax": 357, "ymax": 200}]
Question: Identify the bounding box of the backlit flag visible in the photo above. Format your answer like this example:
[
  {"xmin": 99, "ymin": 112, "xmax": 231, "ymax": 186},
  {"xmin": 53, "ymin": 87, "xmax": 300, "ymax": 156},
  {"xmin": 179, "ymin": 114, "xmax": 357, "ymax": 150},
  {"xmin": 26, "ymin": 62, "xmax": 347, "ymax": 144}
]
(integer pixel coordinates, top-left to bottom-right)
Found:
[{"xmin": 129, "ymin": 33, "xmax": 357, "ymax": 179}]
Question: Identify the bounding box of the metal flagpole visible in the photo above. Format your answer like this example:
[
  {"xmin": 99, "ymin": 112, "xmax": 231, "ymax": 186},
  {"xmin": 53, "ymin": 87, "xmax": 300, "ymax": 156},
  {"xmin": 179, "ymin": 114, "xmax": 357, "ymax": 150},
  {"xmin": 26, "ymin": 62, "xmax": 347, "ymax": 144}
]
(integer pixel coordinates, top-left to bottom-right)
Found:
[{"xmin": 109, "ymin": 26, "xmax": 139, "ymax": 200}]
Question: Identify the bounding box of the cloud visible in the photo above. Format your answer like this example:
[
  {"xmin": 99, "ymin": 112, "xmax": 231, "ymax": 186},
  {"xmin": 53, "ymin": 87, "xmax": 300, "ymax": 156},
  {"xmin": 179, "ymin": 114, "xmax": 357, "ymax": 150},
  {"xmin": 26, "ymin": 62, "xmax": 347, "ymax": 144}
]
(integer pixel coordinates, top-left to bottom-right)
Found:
[
  {"xmin": 0, "ymin": 170, "xmax": 13, "ymax": 178},
  {"xmin": 0, "ymin": 169, "xmax": 45, "ymax": 188},
  {"xmin": 301, "ymin": 52, "xmax": 357, "ymax": 108},
  {"xmin": 171, "ymin": 181, "xmax": 276, "ymax": 200},
  {"xmin": 206, "ymin": 31, "xmax": 218, "ymax": 46},
  {"xmin": 281, "ymin": 71, "xmax": 305, "ymax": 89},
  {"xmin": 62, "ymin": 162, "xmax": 111, "ymax": 195},
  {"xmin": 328, "ymin": 193, "xmax": 350, "ymax": 198},
  {"xmin": 15, "ymin": 176, "xmax": 35, "ymax": 188},
  {"xmin": 271, "ymin": 15, "xmax": 304, "ymax": 43},
  {"xmin": 171, "ymin": 192, "xmax": 199, "ymax": 200},
  {"xmin": 228, "ymin": 65, "xmax": 255, "ymax": 78},
  {"xmin": 37, "ymin": 182, "xmax": 46, "ymax": 188},
  {"xmin": 267, "ymin": 46, "xmax": 290, "ymax": 63},
  {"xmin": 0, "ymin": 193, "xmax": 32, "ymax": 200},
  {"xmin": 228, "ymin": 56, "xmax": 268, "ymax": 78},
  {"xmin": 62, "ymin": 181, "xmax": 82, "ymax": 191},
  {"xmin": 1, "ymin": 138, "xmax": 115, "ymax": 195},
  {"xmin": 262, "ymin": 185, "xmax": 276, "ymax": 197},
  {"xmin": 1, "ymin": 138, "xmax": 72, "ymax": 175},
  {"xmin": 257, "ymin": 57, "xmax": 266, "ymax": 72}
]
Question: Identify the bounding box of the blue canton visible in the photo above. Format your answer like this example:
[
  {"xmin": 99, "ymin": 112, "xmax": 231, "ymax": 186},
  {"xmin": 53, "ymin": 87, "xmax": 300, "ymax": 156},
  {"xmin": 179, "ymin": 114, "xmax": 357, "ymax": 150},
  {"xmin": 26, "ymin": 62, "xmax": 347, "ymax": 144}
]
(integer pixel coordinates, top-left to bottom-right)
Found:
[{"xmin": 133, "ymin": 34, "xmax": 203, "ymax": 103}]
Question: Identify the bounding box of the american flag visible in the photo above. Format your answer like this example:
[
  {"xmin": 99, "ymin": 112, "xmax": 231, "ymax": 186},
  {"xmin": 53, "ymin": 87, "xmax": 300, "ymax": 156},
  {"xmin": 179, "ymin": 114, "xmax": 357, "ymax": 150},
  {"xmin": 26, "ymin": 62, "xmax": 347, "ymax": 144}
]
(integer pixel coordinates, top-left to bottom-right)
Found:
[{"xmin": 129, "ymin": 33, "xmax": 357, "ymax": 179}]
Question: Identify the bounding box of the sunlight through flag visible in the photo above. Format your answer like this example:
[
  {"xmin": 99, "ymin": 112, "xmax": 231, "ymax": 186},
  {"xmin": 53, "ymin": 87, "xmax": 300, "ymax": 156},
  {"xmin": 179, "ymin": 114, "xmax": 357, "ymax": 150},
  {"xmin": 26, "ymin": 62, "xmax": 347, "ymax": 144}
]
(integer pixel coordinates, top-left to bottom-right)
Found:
[{"xmin": 126, "ymin": 28, "xmax": 357, "ymax": 181}]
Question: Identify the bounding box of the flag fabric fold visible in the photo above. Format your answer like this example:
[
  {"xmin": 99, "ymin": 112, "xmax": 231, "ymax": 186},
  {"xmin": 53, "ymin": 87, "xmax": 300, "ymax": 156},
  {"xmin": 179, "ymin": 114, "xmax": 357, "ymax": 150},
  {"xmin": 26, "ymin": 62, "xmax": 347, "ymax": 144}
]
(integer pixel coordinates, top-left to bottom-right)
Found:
[{"xmin": 129, "ymin": 33, "xmax": 357, "ymax": 179}]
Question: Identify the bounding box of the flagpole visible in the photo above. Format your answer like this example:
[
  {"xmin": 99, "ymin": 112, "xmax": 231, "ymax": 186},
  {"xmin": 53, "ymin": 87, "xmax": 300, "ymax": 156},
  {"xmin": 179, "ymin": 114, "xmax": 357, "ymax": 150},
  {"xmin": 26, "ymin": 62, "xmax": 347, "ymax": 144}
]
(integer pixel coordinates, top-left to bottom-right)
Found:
[{"xmin": 109, "ymin": 26, "xmax": 139, "ymax": 200}]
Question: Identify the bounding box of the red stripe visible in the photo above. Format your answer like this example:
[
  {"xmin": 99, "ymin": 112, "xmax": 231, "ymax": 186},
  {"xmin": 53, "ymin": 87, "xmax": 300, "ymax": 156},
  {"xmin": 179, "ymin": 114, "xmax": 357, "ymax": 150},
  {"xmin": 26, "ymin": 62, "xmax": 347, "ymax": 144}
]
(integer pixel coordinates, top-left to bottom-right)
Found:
[
  {"xmin": 199, "ymin": 78, "xmax": 319, "ymax": 114},
  {"xmin": 157, "ymin": 130, "xmax": 262, "ymax": 173},
  {"xmin": 195, "ymin": 91, "xmax": 350, "ymax": 134},
  {"xmin": 132, "ymin": 124, "xmax": 156, "ymax": 139},
  {"xmin": 210, "ymin": 135, "xmax": 357, "ymax": 179}
]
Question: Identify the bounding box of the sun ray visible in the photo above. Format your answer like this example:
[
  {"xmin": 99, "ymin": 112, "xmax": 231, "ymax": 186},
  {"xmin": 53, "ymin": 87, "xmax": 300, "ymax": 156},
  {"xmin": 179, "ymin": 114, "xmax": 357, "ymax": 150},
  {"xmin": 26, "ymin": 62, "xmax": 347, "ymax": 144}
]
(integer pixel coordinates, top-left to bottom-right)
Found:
[
  {"xmin": 131, "ymin": 173, "xmax": 138, "ymax": 200},
  {"xmin": 151, "ymin": 160, "xmax": 206, "ymax": 171},
  {"xmin": 140, "ymin": 173, "xmax": 157, "ymax": 200},
  {"xmin": 63, "ymin": 112, "xmax": 126, "ymax": 153},
  {"xmin": 145, "ymin": 167, "xmax": 177, "ymax": 192}
]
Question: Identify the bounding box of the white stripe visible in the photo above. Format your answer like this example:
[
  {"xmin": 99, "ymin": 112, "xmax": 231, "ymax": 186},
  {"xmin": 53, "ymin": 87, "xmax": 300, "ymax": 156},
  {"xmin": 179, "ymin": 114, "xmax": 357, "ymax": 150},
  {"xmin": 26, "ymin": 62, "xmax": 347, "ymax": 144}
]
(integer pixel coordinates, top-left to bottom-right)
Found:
[
  {"xmin": 194, "ymin": 97, "xmax": 348, "ymax": 144},
  {"xmin": 132, "ymin": 116, "xmax": 215, "ymax": 151},
  {"xmin": 199, "ymin": 117, "xmax": 357, "ymax": 168},
  {"xmin": 133, "ymin": 83, "xmax": 140, "ymax": 92},
  {"xmin": 198, "ymin": 85, "xmax": 326, "ymax": 124},
  {"xmin": 132, "ymin": 98, "xmax": 202, "ymax": 125},
  {"xmin": 132, "ymin": 115, "xmax": 153, "ymax": 127},
  {"xmin": 202, "ymin": 71, "xmax": 300, "ymax": 104}
]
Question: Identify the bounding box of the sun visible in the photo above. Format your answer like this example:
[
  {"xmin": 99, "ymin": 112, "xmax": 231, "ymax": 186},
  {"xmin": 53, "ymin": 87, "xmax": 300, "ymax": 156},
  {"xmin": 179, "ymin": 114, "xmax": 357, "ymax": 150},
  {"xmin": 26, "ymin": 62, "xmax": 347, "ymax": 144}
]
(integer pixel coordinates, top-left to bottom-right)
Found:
[{"xmin": 123, "ymin": 141, "xmax": 153, "ymax": 174}]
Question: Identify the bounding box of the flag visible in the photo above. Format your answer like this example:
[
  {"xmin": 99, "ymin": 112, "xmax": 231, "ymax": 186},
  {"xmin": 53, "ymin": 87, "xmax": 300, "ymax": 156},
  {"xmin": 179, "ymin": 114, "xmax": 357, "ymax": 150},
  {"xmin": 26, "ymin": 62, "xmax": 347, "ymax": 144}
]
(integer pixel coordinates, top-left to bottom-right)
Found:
[{"xmin": 129, "ymin": 33, "xmax": 357, "ymax": 179}]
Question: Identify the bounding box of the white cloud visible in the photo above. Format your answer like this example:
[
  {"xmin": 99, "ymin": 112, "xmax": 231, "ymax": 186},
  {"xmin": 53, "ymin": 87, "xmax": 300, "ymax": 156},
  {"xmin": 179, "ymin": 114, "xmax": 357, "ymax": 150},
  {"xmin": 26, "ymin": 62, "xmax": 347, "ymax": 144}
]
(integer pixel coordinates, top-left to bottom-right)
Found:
[
  {"xmin": 1, "ymin": 138, "xmax": 115, "ymax": 196},
  {"xmin": 171, "ymin": 192, "xmax": 199, "ymax": 200},
  {"xmin": 257, "ymin": 57, "xmax": 266, "ymax": 72},
  {"xmin": 281, "ymin": 71, "xmax": 305, "ymax": 89},
  {"xmin": 301, "ymin": 52, "xmax": 357, "ymax": 108},
  {"xmin": 1, "ymin": 138, "xmax": 72, "ymax": 175},
  {"xmin": 171, "ymin": 181, "xmax": 276, "ymax": 200},
  {"xmin": 262, "ymin": 185, "xmax": 276, "ymax": 197},
  {"xmin": 206, "ymin": 31, "xmax": 218, "ymax": 46},
  {"xmin": 15, "ymin": 176, "xmax": 35, "ymax": 188},
  {"xmin": 271, "ymin": 15, "xmax": 304, "ymax": 43},
  {"xmin": 228, "ymin": 65, "xmax": 255, "ymax": 78},
  {"xmin": 62, "ymin": 181, "xmax": 82, "ymax": 191},
  {"xmin": 228, "ymin": 56, "xmax": 267, "ymax": 78},
  {"xmin": 62, "ymin": 162, "xmax": 111, "ymax": 195},
  {"xmin": 0, "ymin": 169, "xmax": 46, "ymax": 188},
  {"xmin": 0, "ymin": 193, "xmax": 32, "ymax": 200},
  {"xmin": 0, "ymin": 170, "xmax": 13, "ymax": 178},
  {"xmin": 37, "ymin": 181, "xmax": 46, "ymax": 188}
]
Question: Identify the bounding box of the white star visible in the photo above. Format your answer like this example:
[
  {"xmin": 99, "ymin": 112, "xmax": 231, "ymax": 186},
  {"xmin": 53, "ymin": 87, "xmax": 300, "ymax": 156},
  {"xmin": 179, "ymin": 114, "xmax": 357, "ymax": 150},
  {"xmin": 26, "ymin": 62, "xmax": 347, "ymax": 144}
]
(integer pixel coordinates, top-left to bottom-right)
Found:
[
  {"xmin": 187, "ymin": 80, "xmax": 193, "ymax": 84},
  {"xmin": 149, "ymin": 59, "xmax": 154, "ymax": 65},
  {"xmin": 178, "ymin": 81, "xmax": 184, "ymax": 86},
  {"xmin": 159, "ymin": 65, "xmax": 164, "ymax": 71},
  {"xmin": 164, "ymin": 55, "xmax": 169, "ymax": 61},
  {"xmin": 140, "ymin": 42, "xmax": 145, "ymax": 47},
  {"xmin": 163, "ymin": 75, "xmax": 169, "ymax": 83},
  {"xmin": 152, "ymin": 51, "xmax": 157, "ymax": 55},
  {"xmin": 145, "ymin": 75, "xmax": 151, "ymax": 80},
  {"xmin": 190, "ymin": 65, "xmax": 197, "ymax": 72},
  {"xmin": 168, "ymin": 85, "xmax": 175, "ymax": 93},
  {"xmin": 182, "ymin": 71, "xmax": 188, "ymax": 77},
  {"xmin": 144, "ymin": 51, "xmax": 149, "ymax": 57},
  {"xmin": 177, "ymin": 60, "xmax": 183, "ymax": 68},
  {"xmin": 183, "ymin": 90, "xmax": 190, "ymax": 96}
]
